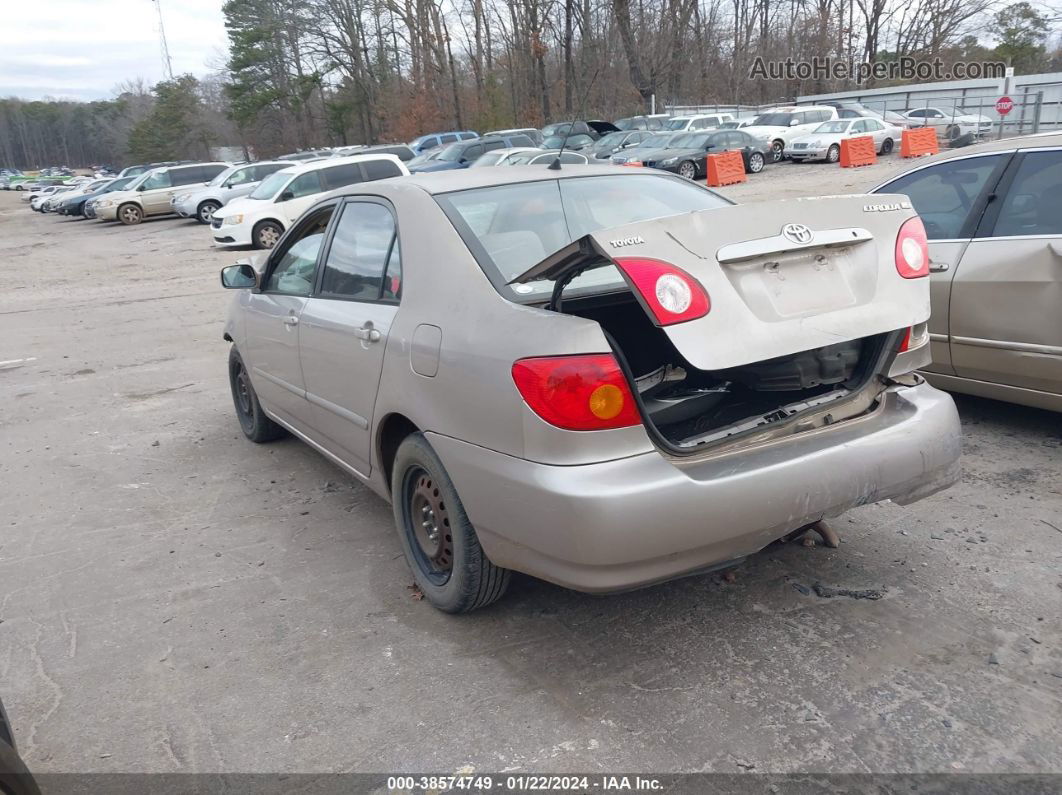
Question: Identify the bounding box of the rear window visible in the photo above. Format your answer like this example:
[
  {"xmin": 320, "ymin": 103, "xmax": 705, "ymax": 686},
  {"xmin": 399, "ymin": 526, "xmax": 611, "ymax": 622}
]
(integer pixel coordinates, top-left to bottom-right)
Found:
[
  {"xmin": 436, "ymin": 174, "xmax": 730, "ymax": 299},
  {"xmin": 362, "ymin": 159, "xmax": 403, "ymax": 180}
]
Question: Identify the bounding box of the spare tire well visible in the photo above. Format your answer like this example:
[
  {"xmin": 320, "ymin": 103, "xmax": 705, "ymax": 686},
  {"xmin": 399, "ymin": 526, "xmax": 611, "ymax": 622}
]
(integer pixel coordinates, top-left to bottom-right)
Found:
[{"xmin": 378, "ymin": 413, "xmax": 420, "ymax": 494}]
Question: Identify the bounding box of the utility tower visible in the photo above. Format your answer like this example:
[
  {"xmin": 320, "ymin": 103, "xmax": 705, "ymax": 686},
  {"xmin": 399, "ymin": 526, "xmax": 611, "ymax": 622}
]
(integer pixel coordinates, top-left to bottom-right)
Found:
[{"xmin": 151, "ymin": 0, "xmax": 175, "ymax": 80}]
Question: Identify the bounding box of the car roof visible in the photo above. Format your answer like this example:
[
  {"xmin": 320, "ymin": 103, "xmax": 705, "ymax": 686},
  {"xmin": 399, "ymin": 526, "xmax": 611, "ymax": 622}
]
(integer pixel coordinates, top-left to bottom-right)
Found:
[
  {"xmin": 365, "ymin": 164, "xmax": 673, "ymax": 196},
  {"xmin": 280, "ymin": 152, "xmax": 404, "ymax": 176}
]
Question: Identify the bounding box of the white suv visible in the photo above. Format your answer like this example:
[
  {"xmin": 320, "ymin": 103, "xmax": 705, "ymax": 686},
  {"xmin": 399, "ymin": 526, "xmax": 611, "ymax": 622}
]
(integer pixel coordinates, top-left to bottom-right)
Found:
[
  {"xmin": 742, "ymin": 106, "xmax": 839, "ymax": 162},
  {"xmin": 211, "ymin": 154, "xmax": 409, "ymax": 249}
]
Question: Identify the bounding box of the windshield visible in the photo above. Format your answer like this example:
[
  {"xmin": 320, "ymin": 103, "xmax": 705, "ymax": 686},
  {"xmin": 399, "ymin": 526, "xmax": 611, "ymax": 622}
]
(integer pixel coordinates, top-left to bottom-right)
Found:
[
  {"xmin": 753, "ymin": 113, "xmax": 795, "ymax": 126},
  {"xmin": 249, "ymin": 170, "xmax": 292, "ymax": 200},
  {"xmin": 814, "ymin": 121, "xmax": 851, "ymax": 134},
  {"xmin": 436, "ymin": 143, "xmax": 467, "ymax": 162},
  {"xmin": 105, "ymin": 177, "xmax": 135, "ymax": 192},
  {"xmin": 437, "ymin": 174, "xmax": 730, "ymax": 298},
  {"xmin": 593, "ymin": 132, "xmax": 627, "ymax": 149},
  {"xmin": 125, "ymin": 170, "xmax": 157, "ymax": 190},
  {"xmin": 671, "ymin": 132, "xmax": 711, "ymax": 148}
]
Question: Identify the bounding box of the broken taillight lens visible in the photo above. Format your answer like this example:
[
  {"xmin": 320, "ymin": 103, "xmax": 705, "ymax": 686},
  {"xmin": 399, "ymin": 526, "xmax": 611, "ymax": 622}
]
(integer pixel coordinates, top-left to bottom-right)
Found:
[
  {"xmin": 511, "ymin": 354, "xmax": 642, "ymax": 431},
  {"xmin": 613, "ymin": 257, "xmax": 711, "ymax": 326},
  {"xmin": 895, "ymin": 217, "xmax": 929, "ymax": 279}
]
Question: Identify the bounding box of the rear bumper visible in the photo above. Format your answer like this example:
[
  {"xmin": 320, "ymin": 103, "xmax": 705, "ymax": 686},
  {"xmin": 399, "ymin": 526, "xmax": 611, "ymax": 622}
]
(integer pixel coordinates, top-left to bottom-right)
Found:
[{"xmin": 428, "ymin": 381, "xmax": 961, "ymax": 593}]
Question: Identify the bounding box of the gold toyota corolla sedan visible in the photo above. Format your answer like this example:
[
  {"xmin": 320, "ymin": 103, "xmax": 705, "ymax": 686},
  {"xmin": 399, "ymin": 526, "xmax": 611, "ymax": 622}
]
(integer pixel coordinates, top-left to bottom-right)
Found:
[
  {"xmin": 872, "ymin": 131, "xmax": 1062, "ymax": 413},
  {"xmin": 220, "ymin": 165, "xmax": 961, "ymax": 612}
]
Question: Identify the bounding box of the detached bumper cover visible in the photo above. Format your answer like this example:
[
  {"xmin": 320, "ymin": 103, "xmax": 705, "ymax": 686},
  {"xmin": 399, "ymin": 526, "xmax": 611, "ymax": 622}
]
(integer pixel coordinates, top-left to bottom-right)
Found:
[{"xmin": 429, "ymin": 382, "xmax": 961, "ymax": 593}]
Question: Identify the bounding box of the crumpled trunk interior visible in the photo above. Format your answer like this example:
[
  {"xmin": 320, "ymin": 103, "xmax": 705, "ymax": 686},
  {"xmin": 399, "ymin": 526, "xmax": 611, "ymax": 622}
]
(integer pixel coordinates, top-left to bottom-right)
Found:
[{"xmin": 562, "ymin": 291, "xmax": 887, "ymax": 450}]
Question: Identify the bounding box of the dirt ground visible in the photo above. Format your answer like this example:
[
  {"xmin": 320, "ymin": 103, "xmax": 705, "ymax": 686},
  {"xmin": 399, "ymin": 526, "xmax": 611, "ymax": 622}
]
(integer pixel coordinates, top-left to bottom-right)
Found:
[{"xmin": 1, "ymin": 157, "xmax": 1060, "ymax": 777}]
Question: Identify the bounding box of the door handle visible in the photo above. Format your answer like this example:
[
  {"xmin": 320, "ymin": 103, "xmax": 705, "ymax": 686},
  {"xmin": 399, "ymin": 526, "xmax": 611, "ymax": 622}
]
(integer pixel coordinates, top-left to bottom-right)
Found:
[
  {"xmin": 354, "ymin": 325, "xmax": 381, "ymax": 342},
  {"xmin": 283, "ymin": 315, "xmax": 299, "ymax": 326},
  {"xmin": 929, "ymin": 260, "xmax": 950, "ymax": 273}
]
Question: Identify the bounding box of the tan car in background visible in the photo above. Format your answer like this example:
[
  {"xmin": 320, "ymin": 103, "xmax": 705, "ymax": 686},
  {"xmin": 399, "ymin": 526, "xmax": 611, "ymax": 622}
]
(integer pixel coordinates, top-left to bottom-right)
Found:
[
  {"xmin": 872, "ymin": 132, "xmax": 1062, "ymax": 412},
  {"xmin": 94, "ymin": 162, "xmax": 229, "ymax": 224}
]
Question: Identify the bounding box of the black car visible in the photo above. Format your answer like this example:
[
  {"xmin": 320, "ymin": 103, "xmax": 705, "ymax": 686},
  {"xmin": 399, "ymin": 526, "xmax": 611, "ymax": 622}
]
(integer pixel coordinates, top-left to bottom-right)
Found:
[
  {"xmin": 640, "ymin": 130, "xmax": 769, "ymax": 179},
  {"xmin": 56, "ymin": 176, "xmax": 137, "ymax": 216},
  {"xmin": 586, "ymin": 130, "xmax": 651, "ymax": 160},
  {"xmin": 0, "ymin": 698, "xmax": 41, "ymax": 795},
  {"xmin": 540, "ymin": 120, "xmax": 620, "ymax": 142}
]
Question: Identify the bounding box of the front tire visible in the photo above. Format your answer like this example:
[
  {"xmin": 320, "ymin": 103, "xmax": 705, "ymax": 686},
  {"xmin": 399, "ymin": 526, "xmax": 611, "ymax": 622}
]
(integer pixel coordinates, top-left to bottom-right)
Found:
[
  {"xmin": 747, "ymin": 152, "xmax": 765, "ymax": 173},
  {"xmin": 770, "ymin": 140, "xmax": 784, "ymax": 162},
  {"xmin": 826, "ymin": 144, "xmax": 840, "ymax": 163},
  {"xmin": 677, "ymin": 160, "xmax": 697, "ymax": 180},
  {"xmin": 253, "ymin": 220, "xmax": 283, "ymax": 249},
  {"xmin": 228, "ymin": 347, "xmax": 286, "ymax": 443},
  {"xmin": 880, "ymin": 137, "xmax": 894, "ymax": 155},
  {"xmin": 196, "ymin": 200, "xmax": 221, "ymax": 225},
  {"xmin": 118, "ymin": 203, "xmax": 143, "ymax": 225},
  {"xmin": 391, "ymin": 433, "xmax": 510, "ymax": 613}
]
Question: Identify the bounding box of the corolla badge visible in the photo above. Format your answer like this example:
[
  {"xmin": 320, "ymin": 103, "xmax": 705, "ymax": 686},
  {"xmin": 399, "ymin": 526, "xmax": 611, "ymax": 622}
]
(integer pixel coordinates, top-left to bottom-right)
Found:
[{"xmin": 781, "ymin": 223, "xmax": 814, "ymax": 244}]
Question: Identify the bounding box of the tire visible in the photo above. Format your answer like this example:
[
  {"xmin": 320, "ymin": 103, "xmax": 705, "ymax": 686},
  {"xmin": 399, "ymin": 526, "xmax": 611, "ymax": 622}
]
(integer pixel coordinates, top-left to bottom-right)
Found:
[
  {"xmin": 228, "ymin": 347, "xmax": 286, "ymax": 443},
  {"xmin": 253, "ymin": 220, "xmax": 283, "ymax": 249},
  {"xmin": 946, "ymin": 125, "xmax": 960, "ymax": 141},
  {"xmin": 677, "ymin": 160, "xmax": 697, "ymax": 180},
  {"xmin": 826, "ymin": 144, "xmax": 840, "ymax": 163},
  {"xmin": 880, "ymin": 137, "xmax": 894, "ymax": 155},
  {"xmin": 391, "ymin": 433, "xmax": 510, "ymax": 613},
  {"xmin": 770, "ymin": 140, "xmax": 784, "ymax": 162},
  {"xmin": 747, "ymin": 152, "xmax": 765, "ymax": 173},
  {"xmin": 196, "ymin": 200, "xmax": 221, "ymax": 225},
  {"xmin": 118, "ymin": 203, "xmax": 143, "ymax": 225}
]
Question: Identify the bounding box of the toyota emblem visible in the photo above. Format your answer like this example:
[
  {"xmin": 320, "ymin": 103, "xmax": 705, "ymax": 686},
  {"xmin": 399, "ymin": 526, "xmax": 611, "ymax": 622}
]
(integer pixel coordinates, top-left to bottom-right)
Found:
[{"xmin": 781, "ymin": 223, "xmax": 814, "ymax": 244}]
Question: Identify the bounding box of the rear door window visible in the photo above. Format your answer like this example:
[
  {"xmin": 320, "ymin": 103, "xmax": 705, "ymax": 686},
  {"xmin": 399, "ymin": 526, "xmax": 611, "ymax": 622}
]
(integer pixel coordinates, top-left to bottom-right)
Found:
[
  {"xmin": 440, "ymin": 134, "xmax": 459, "ymax": 144},
  {"xmin": 321, "ymin": 163, "xmax": 364, "ymax": 191},
  {"xmin": 361, "ymin": 159, "xmax": 403, "ymax": 181}
]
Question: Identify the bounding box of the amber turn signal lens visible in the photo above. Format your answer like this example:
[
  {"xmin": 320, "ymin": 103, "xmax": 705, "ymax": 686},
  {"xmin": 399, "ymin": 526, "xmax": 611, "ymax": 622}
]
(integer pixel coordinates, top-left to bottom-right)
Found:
[{"xmin": 588, "ymin": 383, "xmax": 625, "ymax": 420}]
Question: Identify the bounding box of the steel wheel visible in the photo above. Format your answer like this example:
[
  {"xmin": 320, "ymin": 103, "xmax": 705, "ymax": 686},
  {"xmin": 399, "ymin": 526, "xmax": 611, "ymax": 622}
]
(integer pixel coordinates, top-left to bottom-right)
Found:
[
  {"xmin": 881, "ymin": 137, "xmax": 894, "ymax": 155},
  {"xmin": 119, "ymin": 204, "xmax": 142, "ymax": 225},
  {"xmin": 748, "ymin": 152, "xmax": 765, "ymax": 173},
  {"xmin": 678, "ymin": 161, "xmax": 697, "ymax": 180},
  {"xmin": 826, "ymin": 144, "xmax": 840, "ymax": 163},
  {"xmin": 771, "ymin": 141, "xmax": 784, "ymax": 162},
  {"xmin": 232, "ymin": 358, "xmax": 253, "ymax": 425},
  {"xmin": 404, "ymin": 466, "xmax": 454, "ymax": 585},
  {"xmin": 255, "ymin": 222, "xmax": 282, "ymax": 249}
]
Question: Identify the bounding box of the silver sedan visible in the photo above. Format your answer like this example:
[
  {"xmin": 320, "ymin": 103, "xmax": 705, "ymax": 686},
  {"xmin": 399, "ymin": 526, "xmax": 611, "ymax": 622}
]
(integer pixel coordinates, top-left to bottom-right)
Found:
[{"xmin": 220, "ymin": 166, "xmax": 961, "ymax": 612}]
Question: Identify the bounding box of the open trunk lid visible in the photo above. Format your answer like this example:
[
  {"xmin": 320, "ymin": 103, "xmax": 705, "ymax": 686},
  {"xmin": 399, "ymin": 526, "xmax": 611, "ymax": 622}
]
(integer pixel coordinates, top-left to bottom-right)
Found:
[{"xmin": 511, "ymin": 194, "xmax": 929, "ymax": 371}]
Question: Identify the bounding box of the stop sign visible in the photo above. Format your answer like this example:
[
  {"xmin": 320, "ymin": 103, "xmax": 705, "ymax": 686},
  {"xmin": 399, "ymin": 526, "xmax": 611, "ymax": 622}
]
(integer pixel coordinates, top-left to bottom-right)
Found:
[{"xmin": 996, "ymin": 96, "xmax": 1014, "ymax": 116}]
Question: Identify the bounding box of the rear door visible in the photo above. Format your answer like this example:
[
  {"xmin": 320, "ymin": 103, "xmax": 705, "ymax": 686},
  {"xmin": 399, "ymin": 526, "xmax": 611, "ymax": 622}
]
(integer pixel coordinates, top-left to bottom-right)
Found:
[
  {"xmin": 298, "ymin": 199, "xmax": 403, "ymax": 473},
  {"xmin": 139, "ymin": 169, "xmax": 175, "ymax": 214},
  {"xmin": 243, "ymin": 204, "xmax": 337, "ymax": 425},
  {"xmin": 872, "ymin": 151, "xmax": 1011, "ymax": 373},
  {"xmin": 947, "ymin": 147, "xmax": 1062, "ymax": 395}
]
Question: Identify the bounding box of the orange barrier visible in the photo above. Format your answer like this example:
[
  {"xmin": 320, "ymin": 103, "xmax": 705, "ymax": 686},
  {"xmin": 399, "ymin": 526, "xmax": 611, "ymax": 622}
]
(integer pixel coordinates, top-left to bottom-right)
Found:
[
  {"xmin": 706, "ymin": 150, "xmax": 746, "ymax": 187},
  {"xmin": 900, "ymin": 127, "xmax": 940, "ymax": 158},
  {"xmin": 839, "ymin": 136, "xmax": 877, "ymax": 168}
]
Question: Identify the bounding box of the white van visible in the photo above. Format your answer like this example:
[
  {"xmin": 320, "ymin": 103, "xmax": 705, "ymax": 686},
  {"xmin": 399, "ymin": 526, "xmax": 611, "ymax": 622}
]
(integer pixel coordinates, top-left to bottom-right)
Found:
[{"xmin": 211, "ymin": 154, "xmax": 409, "ymax": 249}]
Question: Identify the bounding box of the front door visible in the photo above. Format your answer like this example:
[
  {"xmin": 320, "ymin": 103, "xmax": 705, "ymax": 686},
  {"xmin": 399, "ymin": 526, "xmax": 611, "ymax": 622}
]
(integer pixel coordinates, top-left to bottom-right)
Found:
[
  {"xmin": 243, "ymin": 205, "xmax": 336, "ymax": 426},
  {"xmin": 949, "ymin": 147, "xmax": 1062, "ymax": 396},
  {"xmin": 298, "ymin": 200, "xmax": 403, "ymax": 475}
]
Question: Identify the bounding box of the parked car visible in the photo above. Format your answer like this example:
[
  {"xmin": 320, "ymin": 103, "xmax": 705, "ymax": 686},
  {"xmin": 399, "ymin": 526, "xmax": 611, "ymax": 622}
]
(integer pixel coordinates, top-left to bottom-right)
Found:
[
  {"xmin": 665, "ymin": 113, "xmax": 735, "ymax": 131},
  {"xmin": 0, "ymin": 696, "xmax": 41, "ymax": 795},
  {"xmin": 409, "ymin": 131, "xmax": 479, "ymax": 155},
  {"xmin": 541, "ymin": 133, "xmax": 595, "ymax": 151},
  {"xmin": 41, "ymin": 180, "xmax": 106, "ymax": 213},
  {"xmin": 277, "ymin": 149, "xmax": 333, "ymax": 161},
  {"xmin": 56, "ymin": 175, "xmax": 137, "ymax": 216},
  {"xmin": 499, "ymin": 149, "xmax": 590, "ymax": 165},
  {"xmin": 172, "ymin": 161, "xmax": 289, "ymax": 224},
  {"xmin": 540, "ymin": 120, "xmax": 620, "ymax": 141},
  {"xmin": 586, "ymin": 130, "xmax": 651, "ymax": 161},
  {"xmin": 901, "ymin": 107, "xmax": 992, "ymax": 141},
  {"xmin": 614, "ymin": 114, "xmax": 672, "ymax": 131},
  {"xmin": 409, "ymin": 135, "xmax": 537, "ymax": 173},
  {"xmin": 717, "ymin": 117, "xmax": 760, "ymax": 129},
  {"xmin": 470, "ymin": 147, "xmax": 542, "ymax": 167},
  {"xmin": 743, "ymin": 106, "xmax": 839, "ymax": 162},
  {"xmin": 332, "ymin": 144, "xmax": 417, "ymax": 162},
  {"xmin": 787, "ymin": 117, "xmax": 903, "ymax": 162},
  {"xmin": 483, "ymin": 127, "xmax": 545, "ymax": 146},
  {"xmin": 219, "ymin": 166, "xmax": 960, "ymax": 612},
  {"xmin": 212, "ymin": 153, "xmax": 409, "ymax": 249},
  {"xmin": 117, "ymin": 162, "xmax": 179, "ymax": 179},
  {"xmin": 870, "ymin": 131, "xmax": 1062, "ymax": 412},
  {"xmin": 609, "ymin": 131, "xmax": 682, "ymax": 165},
  {"xmin": 406, "ymin": 148, "xmax": 445, "ymax": 170},
  {"xmin": 30, "ymin": 185, "xmax": 75, "ymax": 211},
  {"xmin": 642, "ymin": 130, "xmax": 769, "ymax": 178},
  {"xmin": 93, "ymin": 162, "xmax": 229, "ymax": 225}
]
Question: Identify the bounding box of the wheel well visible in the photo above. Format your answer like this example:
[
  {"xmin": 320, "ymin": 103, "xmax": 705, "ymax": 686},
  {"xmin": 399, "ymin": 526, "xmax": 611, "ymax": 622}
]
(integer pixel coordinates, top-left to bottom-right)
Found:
[
  {"xmin": 253, "ymin": 218, "xmax": 283, "ymax": 232},
  {"xmin": 378, "ymin": 413, "xmax": 420, "ymax": 494},
  {"xmin": 197, "ymin": 198, "xmax": 221, "ymax": 211}
]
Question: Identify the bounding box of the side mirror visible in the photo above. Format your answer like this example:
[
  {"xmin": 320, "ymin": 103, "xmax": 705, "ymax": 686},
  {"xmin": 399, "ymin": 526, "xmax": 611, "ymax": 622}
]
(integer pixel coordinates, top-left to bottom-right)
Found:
[
  {"xmin": 220, "ymin": 261, "xmax": 259, "ymax": 289},
  {"xmin": 278, "ymin": 190, "xmax": 294, "ymax": 202},
  {"xmin": 137, "ymin": 184, "xmax": 145, "ymax": 191}
]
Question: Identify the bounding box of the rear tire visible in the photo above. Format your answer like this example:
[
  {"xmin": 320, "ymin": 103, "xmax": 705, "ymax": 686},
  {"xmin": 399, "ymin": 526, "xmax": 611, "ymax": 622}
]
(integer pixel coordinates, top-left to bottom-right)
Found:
[
  {"xmin": 196, "ymin": 200, "xmax": 221, "ymax": 225},
  {"xmin": 678, "ymin": 161, "xmax": 697, "ymax": 180},
  {"xmin": 253, "ymin": 220, "xmax": 283, "ymax": 249},
  {"xmin": 945, "ymin": 125, "xmax": 960, "ymax": 141},
  {"xmin": 880, "ymin": 137, "xmax": 894, "ymax": 155},
  {"xmin": 747, "ymin": 152, "xmax": 765, "ymax": 173},
  {"xmin": 391, "ymin": 433, "xmax": 510, "ymax": 613},
  {"xmin": 118, "ymin": 203, "xmax": 143, "ymax": 225},
  {"xmin": 228, "ymin": 347, "xmax": 286, "ymax": 443}
]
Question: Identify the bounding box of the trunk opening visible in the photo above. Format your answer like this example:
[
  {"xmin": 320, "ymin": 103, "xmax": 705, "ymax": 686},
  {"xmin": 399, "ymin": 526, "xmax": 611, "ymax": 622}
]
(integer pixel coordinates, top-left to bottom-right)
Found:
[{"xmin": 557, "ymin": 289, "xmax": 892, "ymax": 452}]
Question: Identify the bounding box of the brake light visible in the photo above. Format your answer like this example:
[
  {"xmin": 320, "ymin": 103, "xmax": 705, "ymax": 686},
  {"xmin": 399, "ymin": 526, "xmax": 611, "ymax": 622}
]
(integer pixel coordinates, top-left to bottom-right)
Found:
[
  {"xmin": 898, "ymin": 327, "xmax": 912, "ymax": 352},
  {"xmin": 613, "ymin": 257, "xmax": 710, "ymax": 326},
  {"xmin": 511, "ymin": 354, "xmax": 641, "ymax": 431},
  {"xmin": 895, "ymin": 217, "xmax": 929, "ymax": 278}
]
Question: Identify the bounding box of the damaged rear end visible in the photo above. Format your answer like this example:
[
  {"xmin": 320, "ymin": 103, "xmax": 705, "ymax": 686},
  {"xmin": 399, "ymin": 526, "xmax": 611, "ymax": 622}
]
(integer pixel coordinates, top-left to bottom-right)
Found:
[{"xmin": 511, "ymin": 195, "xmax": 935, "ymax": 455}]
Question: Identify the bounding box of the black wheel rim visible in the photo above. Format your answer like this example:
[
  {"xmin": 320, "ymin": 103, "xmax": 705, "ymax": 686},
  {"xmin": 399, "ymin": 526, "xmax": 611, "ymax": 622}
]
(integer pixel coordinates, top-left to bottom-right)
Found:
[
  {"xmin": 403, "ymin": 466, "xmax": 453, "ymax": 585},
  {"xmin": 231, "ymin": 359, "xmax": 255, "ymax": 431}
]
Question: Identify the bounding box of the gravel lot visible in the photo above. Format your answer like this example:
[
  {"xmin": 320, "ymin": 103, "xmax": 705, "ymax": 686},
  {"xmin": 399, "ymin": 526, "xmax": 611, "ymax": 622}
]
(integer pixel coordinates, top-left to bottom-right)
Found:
[{"xmin": 1, "ymin": 157, "xmax": 1060, "ymax": 777}]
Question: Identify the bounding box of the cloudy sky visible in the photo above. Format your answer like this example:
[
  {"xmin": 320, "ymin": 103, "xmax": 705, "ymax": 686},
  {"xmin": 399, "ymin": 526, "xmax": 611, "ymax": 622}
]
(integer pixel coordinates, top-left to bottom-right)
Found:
[{"xmin": 2, "ymin": 0, "xmax": 229, "ymax": 101}]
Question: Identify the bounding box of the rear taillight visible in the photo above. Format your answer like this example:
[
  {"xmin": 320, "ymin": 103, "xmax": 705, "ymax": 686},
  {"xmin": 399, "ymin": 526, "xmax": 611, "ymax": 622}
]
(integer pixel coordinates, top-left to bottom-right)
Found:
[
  {"xmin": 511, "ymin": 354, "xmax": 641, "ymax": 431},
  {"xmin": 613, "ymin": 257, "xmax": 710, "ymax": 326},
  {"xmin": 897, "ymin": 327, "xmax": 912, "ymax": 352},
  {"xmin": 895, "ymin": 217, "xmax": 929, "ymax": 278}
]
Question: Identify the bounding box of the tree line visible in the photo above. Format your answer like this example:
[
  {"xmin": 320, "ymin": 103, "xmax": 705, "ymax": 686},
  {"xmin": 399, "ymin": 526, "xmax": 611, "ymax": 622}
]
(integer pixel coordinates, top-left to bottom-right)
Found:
[{"xmin": 0, "ymin": 0, "xmax": 1057, "ymax": 169}]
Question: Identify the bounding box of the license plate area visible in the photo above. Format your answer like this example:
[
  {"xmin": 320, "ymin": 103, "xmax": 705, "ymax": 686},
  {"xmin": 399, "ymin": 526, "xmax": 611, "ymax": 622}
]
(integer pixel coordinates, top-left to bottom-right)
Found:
[{"xmin": 722, "ymin": 247, "xmax": 861, "ymax": 321}]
